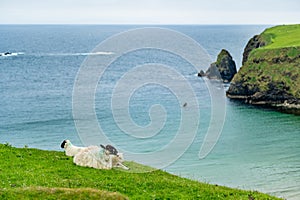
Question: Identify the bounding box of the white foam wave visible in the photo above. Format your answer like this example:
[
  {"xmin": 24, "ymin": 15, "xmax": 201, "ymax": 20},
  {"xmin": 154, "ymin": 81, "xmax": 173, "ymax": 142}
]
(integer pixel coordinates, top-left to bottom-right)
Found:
[
  {"xmin": 80, "ymin": 51, "xmax": 115, "ymax": 56},
  {"xmin": 0, "ymin": 51, "xmax": 114, "ymax": 57}
]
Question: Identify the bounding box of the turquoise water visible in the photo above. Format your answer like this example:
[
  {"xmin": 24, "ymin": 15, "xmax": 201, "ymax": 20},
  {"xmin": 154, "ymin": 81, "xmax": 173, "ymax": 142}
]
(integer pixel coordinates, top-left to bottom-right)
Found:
[{"xmin": 0, "ymin": 25, "xmax": 299, "ymax": 199}]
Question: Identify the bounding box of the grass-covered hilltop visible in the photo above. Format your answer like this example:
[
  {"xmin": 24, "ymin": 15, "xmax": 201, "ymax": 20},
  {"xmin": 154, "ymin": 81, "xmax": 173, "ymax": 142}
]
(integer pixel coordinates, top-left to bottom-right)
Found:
[
  {"xmin": 0, "ymin": 144, "xmax": 280, "ymax": 199},
  {"xmin": 227, "ymin": 24, "xmax": 300, "ymax": 114}
]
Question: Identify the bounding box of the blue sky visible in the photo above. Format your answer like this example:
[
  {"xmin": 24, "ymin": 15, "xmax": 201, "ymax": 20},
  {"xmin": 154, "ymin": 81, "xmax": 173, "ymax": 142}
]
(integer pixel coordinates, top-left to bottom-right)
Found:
[{"xmin": 1, "ymin": 0, "xmax": 299, "ymax": 24}]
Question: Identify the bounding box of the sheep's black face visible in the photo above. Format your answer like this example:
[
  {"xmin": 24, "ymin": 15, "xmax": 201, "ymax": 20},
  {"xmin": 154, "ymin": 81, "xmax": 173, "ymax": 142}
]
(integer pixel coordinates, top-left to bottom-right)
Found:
[
  {"xmin": 100, "ymin": 144, "xmax": 118, "ymax": 155},
  {"xmin": 61, "ymin": 140, "xmax": 67, "ymax": 148},
  {"xmin": 106, "ymin": 145, "xmax": 118, "ymax": 155}
]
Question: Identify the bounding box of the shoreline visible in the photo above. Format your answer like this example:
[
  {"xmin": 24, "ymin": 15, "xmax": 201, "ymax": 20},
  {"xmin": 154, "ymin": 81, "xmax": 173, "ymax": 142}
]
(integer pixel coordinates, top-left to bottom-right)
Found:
[{"xmin": 227, "ymin": 94, "xmax": 300, "ymax": 115}]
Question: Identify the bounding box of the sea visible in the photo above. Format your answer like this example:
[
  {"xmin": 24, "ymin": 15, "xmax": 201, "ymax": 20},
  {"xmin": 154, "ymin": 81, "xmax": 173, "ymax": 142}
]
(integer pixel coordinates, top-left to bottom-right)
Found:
[{"xmin": 0, "ymin": 25, "xmax": 299, "ymax": 199}]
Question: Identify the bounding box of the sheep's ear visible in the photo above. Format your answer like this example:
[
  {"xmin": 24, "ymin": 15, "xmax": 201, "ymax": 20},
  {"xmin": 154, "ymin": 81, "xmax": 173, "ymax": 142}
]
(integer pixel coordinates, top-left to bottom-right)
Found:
[
  {"xmin": 60, "ymin": 140, "xmax": 67, "ymax": 148},
  {"xmin": 100, "ymin": 144, "xmax": 105, "ymax": 149}
]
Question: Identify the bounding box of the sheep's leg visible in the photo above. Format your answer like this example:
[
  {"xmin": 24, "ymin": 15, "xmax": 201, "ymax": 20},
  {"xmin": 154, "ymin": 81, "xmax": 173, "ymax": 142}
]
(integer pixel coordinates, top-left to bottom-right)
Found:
[{"xmin": 116, "ymin": 162, "xmax": 129, "ymax": 170}]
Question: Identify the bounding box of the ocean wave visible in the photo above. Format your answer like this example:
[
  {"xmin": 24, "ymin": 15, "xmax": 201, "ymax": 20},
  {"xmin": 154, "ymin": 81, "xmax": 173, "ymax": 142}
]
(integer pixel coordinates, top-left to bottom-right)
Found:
[
  {"xmin": 76, "ymin": 51, "xmax": 115, "ymax": 56},
  {"xmin": 2, "ymin": 118, "xmax": 74, "ymax": 131},
  {"xmin": 0, "ymin": 51, "xmax": 114, "ymax": 58}
]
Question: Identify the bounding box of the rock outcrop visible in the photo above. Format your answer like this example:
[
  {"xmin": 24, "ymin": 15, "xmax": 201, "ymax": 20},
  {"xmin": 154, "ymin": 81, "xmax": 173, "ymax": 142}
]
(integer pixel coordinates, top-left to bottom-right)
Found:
[
  {"xmin": 227, "ymin": 24, "xmax": 300, "ymax": 114},
  {"xmin": 198, "ymin": 49, "xmax": 237, "ymax": 83},
  {"xmin": 242, "ymin": 35, "xmax": 266, "ymax": 65}
]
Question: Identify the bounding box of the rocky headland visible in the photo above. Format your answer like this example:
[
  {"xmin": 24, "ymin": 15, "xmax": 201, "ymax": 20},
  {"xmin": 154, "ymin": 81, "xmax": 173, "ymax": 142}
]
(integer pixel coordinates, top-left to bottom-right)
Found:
[
  {"xmin": 227, "ymin": 24, "xmax": 300, "ymax": 114},
  {"xmin": 198, "ymin": 49, "xmax": 237, "ymax": 83}
]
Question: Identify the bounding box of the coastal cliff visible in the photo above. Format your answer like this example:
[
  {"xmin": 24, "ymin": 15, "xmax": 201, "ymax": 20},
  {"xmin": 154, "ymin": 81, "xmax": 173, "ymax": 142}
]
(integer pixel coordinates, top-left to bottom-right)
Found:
[{"xmin": 227, "ymin": 24, "xmax": 300, "ymax": 113}]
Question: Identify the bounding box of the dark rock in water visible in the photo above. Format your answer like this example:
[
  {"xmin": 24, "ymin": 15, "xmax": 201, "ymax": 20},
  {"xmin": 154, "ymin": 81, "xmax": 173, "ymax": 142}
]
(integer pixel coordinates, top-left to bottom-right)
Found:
[
  {"xmin": 0, "ymin": 52, "xmax": 12, "ymax": 56},
  {"xmin": 206, "ymin": 63, "xmax": 222, "ymax": 80},
  {"xmin": 214, "ymin": 49, "xmax": 237, "ymax": 82},
  {"xmin": 200, "ymin": 49, "xmax": 237, "ymax": 82},
  {"xmin": 197, "ymin": 70, "xmax": 205, "ymax": 77}
]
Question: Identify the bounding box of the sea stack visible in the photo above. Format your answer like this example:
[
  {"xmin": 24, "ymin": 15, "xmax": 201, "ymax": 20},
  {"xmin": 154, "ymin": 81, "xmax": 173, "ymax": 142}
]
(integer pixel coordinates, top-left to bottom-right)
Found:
[{"xmin": 198, "ymin": 49, "xmax": 237, "ymax": 83}]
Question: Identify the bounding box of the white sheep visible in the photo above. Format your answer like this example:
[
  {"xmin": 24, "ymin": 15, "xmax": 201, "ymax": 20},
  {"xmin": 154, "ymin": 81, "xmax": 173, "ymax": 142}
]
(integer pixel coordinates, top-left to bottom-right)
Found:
[
  {"xmin": 73, "ymin": 145, "xmax": 129, "ymax": 170},
  {"xmin": 60, "ymin": 139, "xmax": 89, "ymax": 156},
  {"xmin": 60, "ymin": 140, "xmax": 129, "ymax": 170}
]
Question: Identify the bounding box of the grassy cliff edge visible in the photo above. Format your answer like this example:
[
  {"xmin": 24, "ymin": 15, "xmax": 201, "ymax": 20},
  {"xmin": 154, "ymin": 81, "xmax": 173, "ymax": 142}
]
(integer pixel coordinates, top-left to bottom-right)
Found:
[
  {"xmin": 0, "ymin": 144, "xmax": 280, "ymax": 199},
  {"xmin": 227, "ymin": 24, "xmax": 300, "ymax": 113}
]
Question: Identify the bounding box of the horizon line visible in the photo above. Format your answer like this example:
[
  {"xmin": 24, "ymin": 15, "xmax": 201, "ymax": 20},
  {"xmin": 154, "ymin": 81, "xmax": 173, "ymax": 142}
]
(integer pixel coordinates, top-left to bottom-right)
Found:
[{"xmin": 0, "ymin": 23, "xmax": 280, "ymax": 26}]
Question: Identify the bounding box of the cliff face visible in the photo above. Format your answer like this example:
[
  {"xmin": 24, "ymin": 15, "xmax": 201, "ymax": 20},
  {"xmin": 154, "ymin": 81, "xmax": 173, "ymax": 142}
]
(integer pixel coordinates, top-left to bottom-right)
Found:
[
  {"xmin": 242, "ymin": 35, "xmax": 266, "ymax": 65},
  {"xmin": 227, "ymin": 24, "xmax": 300, "ymax": 113}
]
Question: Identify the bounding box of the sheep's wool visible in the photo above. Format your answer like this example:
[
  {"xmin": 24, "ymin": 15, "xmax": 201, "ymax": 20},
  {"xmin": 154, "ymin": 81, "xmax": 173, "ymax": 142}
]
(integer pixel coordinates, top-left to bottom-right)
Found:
[{"xmin": 74, "ymin": 147, "xmax": 112, "ymax": 169}]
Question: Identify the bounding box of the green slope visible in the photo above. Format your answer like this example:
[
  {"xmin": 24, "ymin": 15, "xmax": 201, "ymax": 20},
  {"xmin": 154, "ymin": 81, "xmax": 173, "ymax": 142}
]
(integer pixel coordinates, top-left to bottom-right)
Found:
[
  {"xmin": 261, "ymin": 24, "xmax": 300, "ymax": 49},
  {"xmin": 0, "ymin": 144, "xmax": 280, "ymax": 199}
]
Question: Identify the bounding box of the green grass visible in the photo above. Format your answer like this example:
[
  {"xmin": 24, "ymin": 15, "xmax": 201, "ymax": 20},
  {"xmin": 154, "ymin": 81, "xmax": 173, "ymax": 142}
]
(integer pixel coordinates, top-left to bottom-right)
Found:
[
  {"xmin": 0, "ymin": 144, "xmax": 280, "ymax": 199},
  {"xmin": 260, "ymin": 24, "xmax": 300, "ymax": 49},
  {"xmin": 0, "ymin": 187, "xmax": 127, "ymax": 200}
]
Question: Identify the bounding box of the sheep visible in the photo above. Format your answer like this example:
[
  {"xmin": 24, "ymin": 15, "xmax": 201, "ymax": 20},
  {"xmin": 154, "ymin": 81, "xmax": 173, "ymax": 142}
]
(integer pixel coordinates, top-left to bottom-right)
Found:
[
  {"xmin": 100, "ymin": 144, "xmax": 118, "ymax": 155},
  {"xmin": 60, "ymin": 139, "xmax": 90, "ymax": 156},
  {"xmin": 60, "ymin": 140, "xmax": 129, "ymax": 170},
  {"xmin": 99, "ymin": 144, "xmax": 129, "ymax": 170},
  {"xmin": 110, "ymin": 152, "xmax": 129, "ymax": 170},
  {"xmin": 73, "ymin": 145, "xmax": 129, "ymax": 170}
]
